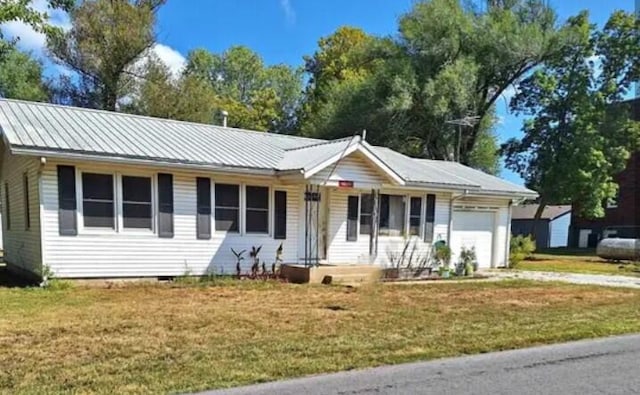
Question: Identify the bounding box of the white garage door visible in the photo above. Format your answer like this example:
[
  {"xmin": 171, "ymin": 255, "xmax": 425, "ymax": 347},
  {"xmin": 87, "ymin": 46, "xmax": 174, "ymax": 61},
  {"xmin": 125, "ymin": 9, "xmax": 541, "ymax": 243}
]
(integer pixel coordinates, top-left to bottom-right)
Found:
[{"xmin": 451, "ymin": 210, "xmax": 494, "ymax": 269}]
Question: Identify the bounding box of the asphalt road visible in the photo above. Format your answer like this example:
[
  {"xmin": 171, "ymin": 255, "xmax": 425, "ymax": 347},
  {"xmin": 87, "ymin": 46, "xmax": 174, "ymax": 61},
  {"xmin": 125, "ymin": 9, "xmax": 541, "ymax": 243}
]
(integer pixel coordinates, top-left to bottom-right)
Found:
[{"xmin": 202, "ymin": 334, "xmax": 640, "ymax": 395}]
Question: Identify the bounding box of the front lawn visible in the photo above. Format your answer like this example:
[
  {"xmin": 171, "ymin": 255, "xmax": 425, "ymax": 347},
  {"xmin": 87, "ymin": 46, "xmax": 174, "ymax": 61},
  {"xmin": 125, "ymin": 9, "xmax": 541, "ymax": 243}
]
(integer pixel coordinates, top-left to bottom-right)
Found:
[
  {"xmin": 2, "ymin": 279, "xmax": 640, "ymax": 393},
  {"xmin": 518, "ymin": 249, "xmax": 640, "ymax": 277}
]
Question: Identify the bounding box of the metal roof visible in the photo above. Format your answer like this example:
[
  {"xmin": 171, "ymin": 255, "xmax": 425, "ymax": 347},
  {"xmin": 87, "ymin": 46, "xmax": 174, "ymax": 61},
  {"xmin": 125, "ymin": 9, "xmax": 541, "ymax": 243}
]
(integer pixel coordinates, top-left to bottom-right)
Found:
[
  {"xmin": 0, "ymin": 99, "xmax": 536, "ymax": 197},
  {"xmin": 512, "ymin": 204, "xmax": 572, "ymax": 220}
]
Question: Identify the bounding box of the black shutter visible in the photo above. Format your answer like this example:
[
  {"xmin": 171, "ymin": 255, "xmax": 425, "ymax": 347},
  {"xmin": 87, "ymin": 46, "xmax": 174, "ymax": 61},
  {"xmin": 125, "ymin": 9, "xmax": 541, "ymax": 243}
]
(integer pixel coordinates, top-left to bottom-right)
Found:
[
  {"xmin": 347, "ymin": 195, "xmax": 359, "ymax": 241},
  {"xmin": 57, "ymin": 165, "xmax": 77, "ymax": 236},
  {"xmin": 196, "ymin": 177, "xmax": 211, "ymax": 239},
  {"xmin": 274, "ymin": 190, "xmax": 287, "ymax": 239},
  {"xmin": 424, "ymin": 194, "xmax": 436, "ymax": 243},
  {"xmin": 157, "ymin": 173, "xmax": 174, "ymax": 238}
]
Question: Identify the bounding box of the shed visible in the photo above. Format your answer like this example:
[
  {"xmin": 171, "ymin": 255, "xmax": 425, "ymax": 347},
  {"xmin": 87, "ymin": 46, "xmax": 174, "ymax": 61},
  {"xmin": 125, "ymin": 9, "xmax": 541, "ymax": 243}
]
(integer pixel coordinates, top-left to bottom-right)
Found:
[{"xmin": 511, "ymin": 204, "xmax": 571, "ymax": 248}]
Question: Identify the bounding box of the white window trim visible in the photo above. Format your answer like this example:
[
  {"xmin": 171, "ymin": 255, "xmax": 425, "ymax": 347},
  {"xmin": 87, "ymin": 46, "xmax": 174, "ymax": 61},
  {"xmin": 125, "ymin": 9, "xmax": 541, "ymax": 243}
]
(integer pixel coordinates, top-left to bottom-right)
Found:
[
  {"xmin": 408, "ymin": 195, "xmax": 423, "ymax": 238},
  {"xmin": 77, "ymin": 169, "xmax": 118, "ymax": 235},
  {"xmin": 244, "ymin": 184, "xmax": 272, "ymax": 237},
  {"xmin": 118, "ymin": 172, "xmax": 156, "ymax": 235},
  {"xmin": 213, "ymin": 182, "xmax": 241, "ymax": 235},
  {"xmin": 76, "ymin": 169, "xmax": 156, "ymax": 236}
]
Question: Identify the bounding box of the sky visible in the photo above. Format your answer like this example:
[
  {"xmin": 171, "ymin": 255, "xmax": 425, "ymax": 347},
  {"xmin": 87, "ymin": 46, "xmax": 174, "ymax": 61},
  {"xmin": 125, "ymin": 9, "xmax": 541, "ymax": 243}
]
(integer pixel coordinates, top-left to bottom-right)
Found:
[{"xmin": 1, "ymin": 0, "xmax": 637, "ymax": 184}]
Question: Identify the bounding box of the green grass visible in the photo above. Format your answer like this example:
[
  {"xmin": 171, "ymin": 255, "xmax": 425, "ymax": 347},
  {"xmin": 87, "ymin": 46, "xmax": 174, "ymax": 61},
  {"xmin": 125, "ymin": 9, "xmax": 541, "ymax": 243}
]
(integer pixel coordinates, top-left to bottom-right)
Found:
[
  {"xmin": 2, "ymin": 280, "xmax": 640, "ymax": 394},
  {"xmin": 517, "ymin": 250, "xmax": 640, "ymax": 277}
]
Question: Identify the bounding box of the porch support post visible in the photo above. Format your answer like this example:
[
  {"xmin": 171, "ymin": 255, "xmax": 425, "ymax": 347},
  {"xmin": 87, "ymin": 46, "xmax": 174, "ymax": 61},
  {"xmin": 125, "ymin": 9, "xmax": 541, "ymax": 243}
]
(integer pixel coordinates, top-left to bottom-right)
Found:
[{"xmin": 369, "ymin": 188, "xmax": 380, "ymax": 263}]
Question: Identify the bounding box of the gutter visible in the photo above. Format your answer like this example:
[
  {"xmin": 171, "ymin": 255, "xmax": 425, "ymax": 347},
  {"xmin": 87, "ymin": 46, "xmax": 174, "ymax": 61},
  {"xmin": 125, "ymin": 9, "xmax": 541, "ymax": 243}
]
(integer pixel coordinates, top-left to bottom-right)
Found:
[{"xmin": 447, "ymin": 189, "xmax": 469, "ymax": 244}]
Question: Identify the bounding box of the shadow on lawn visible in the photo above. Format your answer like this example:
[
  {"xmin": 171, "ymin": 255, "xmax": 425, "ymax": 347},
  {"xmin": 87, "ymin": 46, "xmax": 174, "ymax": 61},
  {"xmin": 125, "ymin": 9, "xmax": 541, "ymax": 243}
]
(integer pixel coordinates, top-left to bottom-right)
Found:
[{"xmin": 0, "ymin": 265, "xmax": 38, "ymax": 288}]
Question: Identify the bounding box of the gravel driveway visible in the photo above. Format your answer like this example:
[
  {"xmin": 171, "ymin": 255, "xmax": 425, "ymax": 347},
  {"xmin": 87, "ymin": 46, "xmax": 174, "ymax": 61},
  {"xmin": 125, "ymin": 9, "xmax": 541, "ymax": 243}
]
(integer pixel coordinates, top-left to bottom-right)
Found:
[{"xmin": 491, "ymin": 270, "xmax": 640, "ymax": 288}]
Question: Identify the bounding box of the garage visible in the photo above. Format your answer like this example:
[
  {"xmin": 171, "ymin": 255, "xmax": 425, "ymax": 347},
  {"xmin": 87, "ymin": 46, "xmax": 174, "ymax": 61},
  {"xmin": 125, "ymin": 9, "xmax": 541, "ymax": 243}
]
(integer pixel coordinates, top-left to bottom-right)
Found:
[{"xmin": 451, "ymin": 210, "xmax": 495, "ymax": 269}]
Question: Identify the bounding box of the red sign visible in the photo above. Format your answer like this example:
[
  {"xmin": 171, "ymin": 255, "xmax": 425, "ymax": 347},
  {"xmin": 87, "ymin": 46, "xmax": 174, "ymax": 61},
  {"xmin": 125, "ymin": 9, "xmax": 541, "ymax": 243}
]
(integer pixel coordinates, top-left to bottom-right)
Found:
[{"xmin": 338, "ymin": 180, "xmax": 354, "ymax": 188}]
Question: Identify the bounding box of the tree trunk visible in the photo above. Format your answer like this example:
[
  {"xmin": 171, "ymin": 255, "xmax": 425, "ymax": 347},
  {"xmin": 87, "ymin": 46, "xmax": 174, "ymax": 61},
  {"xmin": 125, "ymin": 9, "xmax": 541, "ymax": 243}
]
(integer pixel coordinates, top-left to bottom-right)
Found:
[{"xmin": 531, "ymin": 198, "xmax": 547, "ymax": 247}]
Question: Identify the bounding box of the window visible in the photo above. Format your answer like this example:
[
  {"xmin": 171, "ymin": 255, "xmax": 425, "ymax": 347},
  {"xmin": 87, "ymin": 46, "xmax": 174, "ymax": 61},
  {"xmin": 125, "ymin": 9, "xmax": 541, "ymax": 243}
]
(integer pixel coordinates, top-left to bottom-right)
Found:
[
  {"xmin": 359, "ymin": 194, "xmax": 373, "ymax": 235},
  {"xmin": 424, "ymin": 194, "xmax": 436, "ymax": 243},
  {"xmin": 246, "ymin": 186, "xmax": 269, "ymax": 233},
  {"xmin": 4, "ymin": 183, "xmax": 10, "ymax": 230},
  {"xmin": 122, "ymin": 176, "xmax": 152, "ymax": 229},
  {"xmin": 347, "ymin": 195, "xmax": 359, "ymax": 241},
  {"xmin": 409, "ymin": 197, "xmax": 422, "ymax": 236},
  {"xmin": 274, "ymin": 190, "xmax": 287, "ymax": 239},
  {"xmin": 23, "ymin": 174, "xmax": 30, "ymax": 230},
  {"xmin": 82, "ymin": 173, "xmax": 114, "ymax": 228},
  {"xmin": 196, "ymin": 177, "xmax": 211, "ymax": 239},
  {"xmin": 379, "ymin": 194, "xmax": 405, "ymax": 236},
  {"xmin": 215, "ymin": 183, "xmax": 239, "ymax": 232}
]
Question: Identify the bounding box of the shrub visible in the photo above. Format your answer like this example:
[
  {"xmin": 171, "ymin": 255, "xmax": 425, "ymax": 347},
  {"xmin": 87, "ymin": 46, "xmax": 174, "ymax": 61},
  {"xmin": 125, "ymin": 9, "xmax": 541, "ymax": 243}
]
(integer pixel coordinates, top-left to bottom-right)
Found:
[{"xmin": 509, "ymin": 235, "xmax": 536, "ymax": 268}]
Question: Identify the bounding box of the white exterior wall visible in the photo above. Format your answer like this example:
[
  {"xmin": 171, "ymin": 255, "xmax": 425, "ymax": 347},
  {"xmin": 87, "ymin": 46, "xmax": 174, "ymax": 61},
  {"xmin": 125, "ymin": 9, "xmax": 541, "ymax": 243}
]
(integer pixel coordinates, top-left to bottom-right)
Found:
[
  {"xmin": 0, "ymin": 148, "xmax": 42, "ymax": 276},
  {"xmin": 310, "ymin": 152, "xmax": 388, "ymax": 188},
  {"xmin": 41, "ymin": 160, "xmax": 300, "ymax": 278},
  {"xmin": 549, "ymin": 212, "xmax": 571, "ymax": 248},
  {"xmin": 325, "ymin": 187, "xmax": 451, "ymax": 265}
]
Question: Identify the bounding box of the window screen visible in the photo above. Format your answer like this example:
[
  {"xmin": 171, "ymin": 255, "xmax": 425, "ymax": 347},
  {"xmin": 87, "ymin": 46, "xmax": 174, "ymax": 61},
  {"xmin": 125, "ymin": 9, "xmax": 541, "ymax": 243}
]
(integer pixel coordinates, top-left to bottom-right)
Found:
[
  {"xmin": 214, "ymin": 183, "xmax": 239, "ymax": 232},
  {"xmin": 122, "ymin": 176, "xmax": 152, "ymax": 229},
  {"xmin": 82, "ymin": 173, "xmax": 114, "ymax": 228},
  {"xmin": 246, "ymin": 186, "xmax": 269, "ymax": 233},
  {"xmin": 274, "ymin": 190, "xmax": 287, "ymax": 239}
]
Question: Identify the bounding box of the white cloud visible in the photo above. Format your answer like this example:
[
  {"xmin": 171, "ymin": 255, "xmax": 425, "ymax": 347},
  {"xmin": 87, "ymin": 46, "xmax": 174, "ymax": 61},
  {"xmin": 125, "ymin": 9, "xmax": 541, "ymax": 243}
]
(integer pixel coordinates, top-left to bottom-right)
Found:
[
  {"xmin": 151, "ymin": 44, "xmax": 186, "ymax": 77},
  {"xmin": 0, "ymin": 0, "xmax": 70, "ymax": 53},
  {"xmin": 280, "ymin": 0, "xmax": 296, "ymax": 25}
]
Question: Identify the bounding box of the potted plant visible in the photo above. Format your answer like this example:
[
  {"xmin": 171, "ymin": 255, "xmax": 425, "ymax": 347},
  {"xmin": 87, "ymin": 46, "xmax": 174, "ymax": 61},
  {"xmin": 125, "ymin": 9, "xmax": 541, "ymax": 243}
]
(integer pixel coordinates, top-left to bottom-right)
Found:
[
  {"xmin": 434, "ymin": 243, "xmax": 452, "ymax": 278},
  {"xmin": 458, "ymin": 246, "xmax": 477, "ymax": 277}
]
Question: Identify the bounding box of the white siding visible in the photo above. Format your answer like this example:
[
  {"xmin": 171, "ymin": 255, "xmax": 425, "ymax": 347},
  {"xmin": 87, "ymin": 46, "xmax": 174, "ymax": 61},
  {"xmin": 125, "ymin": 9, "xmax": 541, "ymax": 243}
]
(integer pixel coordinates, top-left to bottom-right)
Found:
[
  {"xmin": 549, "ymin": 212, "xmax": 570, "ymax": 247},
  {"xmin": 0, "ymin": 148, "xmax": 42, "ymax": 276},
  {"xmin": 310, "ymin": 152, "xmax": 388, "ymax": 187},
  {"xmin": 325, "ymin": 188, "xmax": 451, "ymax": 265},
  {"xmin": 42, "ymin": 160, "xmax": 300, "ymax": 278}
]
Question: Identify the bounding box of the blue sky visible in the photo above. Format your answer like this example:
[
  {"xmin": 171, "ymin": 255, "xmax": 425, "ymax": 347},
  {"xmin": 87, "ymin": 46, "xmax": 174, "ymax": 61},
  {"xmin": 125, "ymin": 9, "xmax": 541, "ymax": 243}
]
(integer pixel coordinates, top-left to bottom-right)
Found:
[{"xmin": 2, "ymin": 0, "xmax": 636, "ymax": 184}]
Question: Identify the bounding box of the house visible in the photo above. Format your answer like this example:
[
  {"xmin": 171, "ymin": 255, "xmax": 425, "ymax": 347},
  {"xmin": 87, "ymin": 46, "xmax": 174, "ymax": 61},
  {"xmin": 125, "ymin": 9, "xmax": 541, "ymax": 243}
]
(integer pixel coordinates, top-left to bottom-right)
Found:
[
  {"xmin": 570, "ymin": 98, "xmax": 640, "ymax": 248},
  {"xmin": 511, "ymin": 204, "xmax": 571, "ymax": 249},
  {"xmin": 0, "ymin": 99, "xmax": 536, "ymax": 279}
]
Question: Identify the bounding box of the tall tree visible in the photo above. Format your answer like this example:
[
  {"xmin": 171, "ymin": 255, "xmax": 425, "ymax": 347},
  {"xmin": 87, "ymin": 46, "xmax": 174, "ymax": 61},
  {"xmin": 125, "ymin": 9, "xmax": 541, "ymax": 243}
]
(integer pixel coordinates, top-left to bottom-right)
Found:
[
  {"xmin": 0, "ymin": 0, "xmax": 73, "ymax": 57},
  {"xmin": 299, "ymin": 0, "xmax": 562, "ymax": 174},
  {"xmin": 501, "ymin": 11, "xmax": 640, "ymax": 222},
  {"xmin": 122, "ymin": 56, "xmax": 218, "ymax": 123},
  {"xmin": 184, "ymin": 46, "xmax": 303, "ymax": 132},
  {"xmin": 0, "ymin": 45, "xmax": 48, "ymax": 101},
  {"xmin": 47, "ymin": 0, "xmax": 164, "ymax": 110}
]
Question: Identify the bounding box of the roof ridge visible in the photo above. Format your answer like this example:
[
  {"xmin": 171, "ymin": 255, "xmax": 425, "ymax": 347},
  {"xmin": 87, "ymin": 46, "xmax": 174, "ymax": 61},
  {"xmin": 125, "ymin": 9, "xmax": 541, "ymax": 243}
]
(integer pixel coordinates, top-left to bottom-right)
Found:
[
  {"xmin": 284, "ymin": 135, "xmax": 358, "ymax": 151},
  {"xmin": 0, "ymin": 98, "xmax": 321, "ymax": 143}
]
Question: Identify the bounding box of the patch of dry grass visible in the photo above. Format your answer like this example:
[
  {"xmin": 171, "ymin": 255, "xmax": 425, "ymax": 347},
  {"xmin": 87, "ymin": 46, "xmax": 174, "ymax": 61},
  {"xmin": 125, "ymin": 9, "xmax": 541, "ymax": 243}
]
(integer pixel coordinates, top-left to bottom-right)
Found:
[
  {"xmin": 521, "ymin": 252, "xmax": 640, "ymax": 276},
  {"xmin": 2, "ymin": 280, "xmax": 640, "ymax": 394}
]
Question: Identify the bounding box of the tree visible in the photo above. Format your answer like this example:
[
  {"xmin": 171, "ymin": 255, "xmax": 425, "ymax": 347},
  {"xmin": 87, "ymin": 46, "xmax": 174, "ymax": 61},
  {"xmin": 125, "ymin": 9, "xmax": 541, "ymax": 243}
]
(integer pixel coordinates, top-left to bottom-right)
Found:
[
  {"xmin": 122, "ymin": 56, "xmax": 218, "ymax": 124},
  {"xmin": 0, "ymin": 0, "xmax": 73, "ymax": 57},
  {"xmin": 501, "ymin": 11, "xmax": 640, "ymax": 223},
  {"xmin": 0, "ymin": 45, "xmax": 48, "ymax": 101},
  {"xmin": 299, "ymin": 0, "xmax": 563, "ymax": 174},
  {"xmin": 47, "ymin": 0, "xmax": 165, "ymax": 110},
  {"xmin": 184, "ymin": 46, "xmax": 303, "ymax": 132}
]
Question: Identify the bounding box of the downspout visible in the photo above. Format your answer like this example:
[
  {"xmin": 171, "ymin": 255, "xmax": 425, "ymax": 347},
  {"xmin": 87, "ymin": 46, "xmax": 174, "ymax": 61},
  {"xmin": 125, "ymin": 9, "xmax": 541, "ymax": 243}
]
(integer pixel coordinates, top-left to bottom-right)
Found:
[
  {"xmin": 37, "ymin": 157, "xmax": 47, "ymax": 279},
  {"xmin": 447, "ymin": 189, "xmax": 469, "ymax": 244}
]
